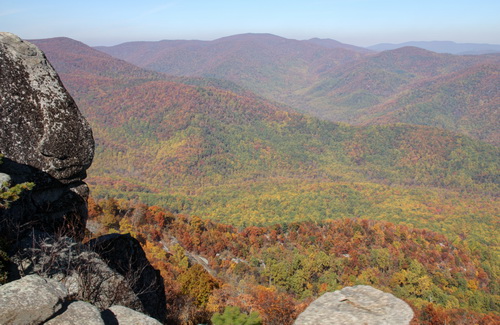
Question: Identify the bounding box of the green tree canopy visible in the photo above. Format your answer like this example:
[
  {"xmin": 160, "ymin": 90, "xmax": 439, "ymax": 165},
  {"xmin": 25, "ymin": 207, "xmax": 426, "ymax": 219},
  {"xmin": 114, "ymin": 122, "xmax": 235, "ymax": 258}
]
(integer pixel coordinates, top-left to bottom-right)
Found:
[{"xmin": 211, "ymin": 306, "xmax": 262, "ymax": 325}]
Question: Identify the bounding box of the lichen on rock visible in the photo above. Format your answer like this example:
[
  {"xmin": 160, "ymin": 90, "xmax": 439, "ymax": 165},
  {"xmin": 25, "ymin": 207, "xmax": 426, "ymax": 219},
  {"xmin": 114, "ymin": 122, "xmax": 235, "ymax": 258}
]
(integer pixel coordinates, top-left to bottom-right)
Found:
[{"xmin": 0, "ymin": 32, "xmax": 94, "ymax": 183}]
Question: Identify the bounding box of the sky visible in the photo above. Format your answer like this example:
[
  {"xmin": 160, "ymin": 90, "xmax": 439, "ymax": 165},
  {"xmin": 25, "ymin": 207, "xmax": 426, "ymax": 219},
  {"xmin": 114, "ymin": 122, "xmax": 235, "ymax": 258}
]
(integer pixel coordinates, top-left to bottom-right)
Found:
[{"xmin": 1, "ymin": 0, "xmax": 499, "ymax": 47}]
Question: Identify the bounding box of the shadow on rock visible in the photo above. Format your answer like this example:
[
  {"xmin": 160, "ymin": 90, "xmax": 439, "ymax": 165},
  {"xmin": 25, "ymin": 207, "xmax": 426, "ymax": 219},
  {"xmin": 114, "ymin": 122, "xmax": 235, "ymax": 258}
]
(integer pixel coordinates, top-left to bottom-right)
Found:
[{"xmin": 0, "ymin": 157, "xmax": 88, "ymax": 242}]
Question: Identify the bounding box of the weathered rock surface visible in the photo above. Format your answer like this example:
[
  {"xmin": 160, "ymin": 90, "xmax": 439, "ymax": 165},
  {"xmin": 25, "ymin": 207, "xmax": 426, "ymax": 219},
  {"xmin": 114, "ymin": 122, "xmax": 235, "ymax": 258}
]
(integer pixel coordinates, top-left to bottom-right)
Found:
[
  {"xmin": 0, "ymin": 274, "xmax": 67, "ymax": 324},
  {"xmin": 45, "ymin": 301, "xmax": 104, "ymax": 325},
  {"xmin": 294, "ymin": 285, "xmax": 414, "ymax": 325},
  {"xmin": 0, "ymin": 32, "xmax": 93, "ymax": 183},
  {"xmin": 0, "ymin": 172, "xmax": 11, "ymax": 188},
  {"xmin": 103, "ymin": 305, "xmax": 163, "ymax": 325},
  {"xmin": 0, "ymin": 32, "xmax": 94, "ymax": 240},
  {"xmin": 10, "ymin": 233, "xmax": 166, "ymax": 322},
  {"xmin": 0, "ymin": 275, "xmax": 161, "ymax": 325},
  {"xmin": 13, "ymin": 234, "xmax": 143, "ymax": 312}
]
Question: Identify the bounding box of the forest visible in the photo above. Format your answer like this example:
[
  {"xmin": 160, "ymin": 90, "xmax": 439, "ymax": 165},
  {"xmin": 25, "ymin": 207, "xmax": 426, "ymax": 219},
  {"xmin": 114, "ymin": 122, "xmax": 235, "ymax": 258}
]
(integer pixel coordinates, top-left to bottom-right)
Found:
[{"xmin": 87, "ymin": 197, "xmax": 499, "ymax": 325}]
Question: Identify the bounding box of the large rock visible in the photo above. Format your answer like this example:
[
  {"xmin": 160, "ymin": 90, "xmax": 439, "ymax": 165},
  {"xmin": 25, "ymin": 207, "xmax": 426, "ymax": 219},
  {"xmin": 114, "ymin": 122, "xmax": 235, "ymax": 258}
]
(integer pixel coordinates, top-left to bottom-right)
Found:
[
  {"xmin": 0, "ymin": 32, "xmax": 94, "ymax": 240},
  {"xmin": 294, "ymin": 285, "xmax": 414, "ymax": 325},
  {"xmin": 45, "ymin": 301, "xmax": 104, "ymax": 325},
  {"xmin": 0, "ymin": 33, "xmax": 166, "ymax": 324},
  {"xmin": 0, "ymin": 32, "xmax": 93, "ymax": 183},
  {"xmin": 0, "ymin": 274, "xmax": 67, "ymax": 324}
]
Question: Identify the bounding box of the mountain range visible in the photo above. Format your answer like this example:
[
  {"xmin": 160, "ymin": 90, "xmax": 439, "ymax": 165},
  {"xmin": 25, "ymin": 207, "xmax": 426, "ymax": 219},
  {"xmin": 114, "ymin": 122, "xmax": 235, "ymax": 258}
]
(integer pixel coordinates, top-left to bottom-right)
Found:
[
  {"xmin": 95, "ymin": 33, "xmax": 500, "ymax": 145},
  {"xmin": 31, "ymin": 37, "xmax": 499, "ymax": 249},
  {"xmin": 23, "ymin": 33, "xmax": 500, "ymax": 324}
]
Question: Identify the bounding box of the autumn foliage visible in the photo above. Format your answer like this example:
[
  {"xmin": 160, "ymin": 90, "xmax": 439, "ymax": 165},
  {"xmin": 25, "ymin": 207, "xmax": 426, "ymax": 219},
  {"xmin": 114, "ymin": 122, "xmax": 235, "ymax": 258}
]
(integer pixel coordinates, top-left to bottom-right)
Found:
[{"xmin": 88, "ymin": 197, "xmax": 500, "ymax": 324}]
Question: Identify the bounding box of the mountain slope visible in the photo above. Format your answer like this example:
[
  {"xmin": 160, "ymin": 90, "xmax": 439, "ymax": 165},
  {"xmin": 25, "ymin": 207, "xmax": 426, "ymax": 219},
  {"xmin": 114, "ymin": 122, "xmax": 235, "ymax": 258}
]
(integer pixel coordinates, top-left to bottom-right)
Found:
[
  {"xmin": 305, "ymin": 37, "xmax": 372, "ymax": 53},
  {"xmin": 364, "ymin": 63, "xmax": 500, "ymax": 144},
  {"xmin": 95, "ymin": 34, "xmax": 499, "ymax": 143},
  {"xmin": 89, "ymin": 199, "xmax": 500, "ymax": 324},
  {"xmin": 294, "ymin": 47, "xmax": 490, "ymax": 121}
]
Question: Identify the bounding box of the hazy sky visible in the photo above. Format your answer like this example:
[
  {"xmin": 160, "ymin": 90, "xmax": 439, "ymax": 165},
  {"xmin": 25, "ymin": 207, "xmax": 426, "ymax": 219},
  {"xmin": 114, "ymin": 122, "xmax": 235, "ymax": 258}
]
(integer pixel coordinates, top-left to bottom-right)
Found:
[{"xmin": 1, "ymin": 0, "xmax": 499, "ymax": 46}]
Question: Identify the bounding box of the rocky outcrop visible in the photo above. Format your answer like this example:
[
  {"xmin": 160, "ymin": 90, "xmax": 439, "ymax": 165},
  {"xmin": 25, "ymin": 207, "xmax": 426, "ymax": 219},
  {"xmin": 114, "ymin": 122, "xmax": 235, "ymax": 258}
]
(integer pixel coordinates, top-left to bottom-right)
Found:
[
  {"xmin": 13, "ymin": 234, "xmax": 143, "ymax": 312},
  {"xmin": 12, "ymin": 233, "xmax": 166, "ymax": 321},
  {"xmin": 0, "ymin": 32, "xmax": 94, "ymax": 240},
  {"xmin": 0, "ymin": 274, "xmax": 161, "ymax": 325},
  {"xmin": 45, "ymin": 301, "xmax": 104, "ymax": 325},
  {"xmin": 0, "ymin": 33, "xmax": 166, "ymax": 324},
  {"xmin": 294, "ymin": 285, "xmax": 414, "ymax": 325}
]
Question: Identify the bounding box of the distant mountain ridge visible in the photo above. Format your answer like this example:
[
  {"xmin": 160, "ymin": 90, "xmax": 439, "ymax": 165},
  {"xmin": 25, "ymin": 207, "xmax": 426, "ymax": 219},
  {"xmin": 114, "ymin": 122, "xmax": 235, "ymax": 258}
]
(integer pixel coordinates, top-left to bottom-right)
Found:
[
  {"xmin": 94, "ymin": 33, "xmax": 499, "ymax": 145},
  {"xmin": 94, "ymin": 33, "xmax": 366, "ymax": 102},
  {"xmin": 368, "ymin": 41, "xmax": 500, "ymax": 55},
  {"xmin": 305, "ymin": 37, "xmax": 372, "ymax": 53}
]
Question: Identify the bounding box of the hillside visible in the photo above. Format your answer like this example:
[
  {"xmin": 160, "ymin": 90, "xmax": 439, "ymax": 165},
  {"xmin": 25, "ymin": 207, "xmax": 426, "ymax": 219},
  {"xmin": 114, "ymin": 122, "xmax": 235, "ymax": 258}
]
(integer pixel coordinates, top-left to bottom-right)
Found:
[
  {"xmin": 364, "ymin": 63, "xmax": 500, "ymax": 144},
  {"xmin": 368, "ymin": 41, "xmax": 500, "ymax": 55},
  {"xmin": 31, "ymin": 37, "xmax": 499, "ymax": 251},
  {"xmin": 294, "ymin": 47, "xmax": 488, "ymax": 121},
  {"xmin": 96, "ymin": 34, "xmax": 499, "ymax": 144},
  {"xmin": 305, "ymin": 37, "xmax": 373, "ymax": 53}
]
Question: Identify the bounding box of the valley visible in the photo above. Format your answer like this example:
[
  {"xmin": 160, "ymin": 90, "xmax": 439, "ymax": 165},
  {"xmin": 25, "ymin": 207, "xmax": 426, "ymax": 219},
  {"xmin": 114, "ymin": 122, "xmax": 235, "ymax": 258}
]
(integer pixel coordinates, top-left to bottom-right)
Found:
[{"xmin": 96, "ymin": 33, "xmax": 500, "ymax": 144}]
